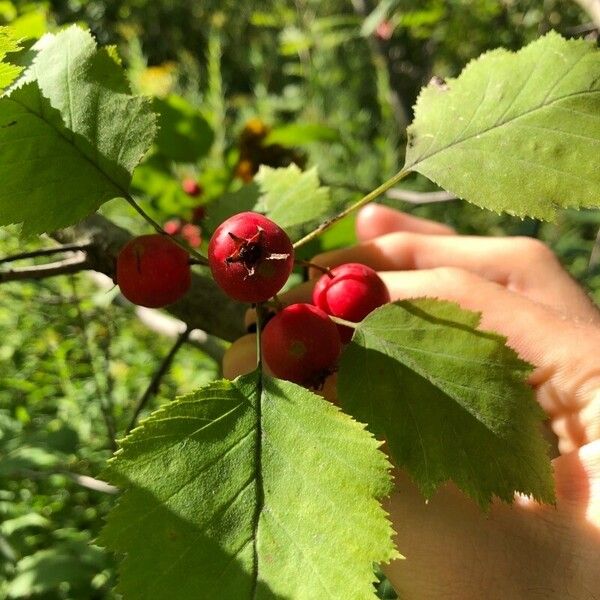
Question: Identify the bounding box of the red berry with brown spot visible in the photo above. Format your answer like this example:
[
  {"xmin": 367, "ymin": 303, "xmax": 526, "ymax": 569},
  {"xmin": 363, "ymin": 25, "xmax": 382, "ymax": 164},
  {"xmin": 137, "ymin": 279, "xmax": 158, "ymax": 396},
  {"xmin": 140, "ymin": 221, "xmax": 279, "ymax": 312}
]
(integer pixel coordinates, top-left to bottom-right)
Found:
[
  {"xmin": 313, "ymin": 263, "xmax": 390, "ymax": 342},
  {"xmin": 262, "ymin": 303, "xmax": 341, "ymax": 386},
  {"xmin": 208, "ymin": 212, "xmax": 294, "ymax": 303},
  {"xmin": 116, "ymin": 234, "xmax": 191, "ymax": 308}
]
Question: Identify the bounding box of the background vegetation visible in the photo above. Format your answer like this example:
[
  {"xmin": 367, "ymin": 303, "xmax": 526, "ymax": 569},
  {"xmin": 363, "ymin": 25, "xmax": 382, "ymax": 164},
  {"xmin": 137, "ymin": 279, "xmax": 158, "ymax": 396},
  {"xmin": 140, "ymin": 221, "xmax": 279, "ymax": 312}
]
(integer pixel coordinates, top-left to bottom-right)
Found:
[{"xmin": 1, "ymin": 1, "xmax": 598, "ymax": 597}]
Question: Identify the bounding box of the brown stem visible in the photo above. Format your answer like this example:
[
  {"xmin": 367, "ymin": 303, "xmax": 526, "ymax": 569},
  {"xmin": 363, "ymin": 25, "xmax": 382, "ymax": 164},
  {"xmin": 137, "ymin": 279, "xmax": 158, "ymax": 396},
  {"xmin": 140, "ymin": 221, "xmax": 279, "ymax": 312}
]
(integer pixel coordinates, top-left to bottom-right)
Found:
[
  {"xmin": 296, "ymin": 259, "xmax": 333, "ymax": 277},
  {"xmin": 0, "ymin": 242, "xmax": 93, "ymax": 264},
  {"xmin": 0, "ymin": 255, "xmax": 90, "ymax": 283}
]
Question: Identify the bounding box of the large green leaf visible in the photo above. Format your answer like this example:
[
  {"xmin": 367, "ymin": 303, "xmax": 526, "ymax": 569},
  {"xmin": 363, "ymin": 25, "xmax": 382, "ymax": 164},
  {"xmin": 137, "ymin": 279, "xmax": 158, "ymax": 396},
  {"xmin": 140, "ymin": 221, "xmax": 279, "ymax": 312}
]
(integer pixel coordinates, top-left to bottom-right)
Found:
[
  {"xmin": 404, "ymin": 32, "xmax": 600, "ymax": 219},
  {"xmin": 254, "ymin": 164, "xmax": 334, "ymax": 241},
  {"xmin": 0, "ymin": 26, "xmax": 22, "ymax": 90},
  {"xmin": 338, "ymin": 299, "xmax": 555, "ymax": 508},
  {"xmin": 0, "ymin": 26, "xmax": 156, "ymax": 234},
  {"xmin": 100, "ymin": 374, "xmax": 396, "ymax": 599}
]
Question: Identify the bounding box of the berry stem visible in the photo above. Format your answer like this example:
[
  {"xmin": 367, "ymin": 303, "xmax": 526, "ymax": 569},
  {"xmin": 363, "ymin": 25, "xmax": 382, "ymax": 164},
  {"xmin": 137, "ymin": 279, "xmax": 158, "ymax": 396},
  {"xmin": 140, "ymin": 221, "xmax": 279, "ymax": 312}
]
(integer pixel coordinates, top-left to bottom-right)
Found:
[
  {"xmin": 295, "ymin": 259, "xmax": 333, "ymax": 277},
  {"xmin": 125, "ymin": 195, "xmax": 209, "ymax": 266},
  {"xmin": 292, "ymin": 168, "xmax": 410, "ymax": 249},
  {"xmin": 329, "ymin": 315, "xmax": 359, "ymax": 329},
  {"xmin": 255, "ymin": 302, "xmax": 268, "ymax": 371}
]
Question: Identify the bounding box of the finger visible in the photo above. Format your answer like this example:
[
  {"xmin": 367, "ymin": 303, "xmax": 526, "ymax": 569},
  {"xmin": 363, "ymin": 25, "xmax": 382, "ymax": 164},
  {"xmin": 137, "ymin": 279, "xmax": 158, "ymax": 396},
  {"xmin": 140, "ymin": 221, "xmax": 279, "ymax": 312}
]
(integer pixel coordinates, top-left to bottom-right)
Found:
[
  {"xmin": 312, "ymin": 232, "xmax": 600, "ymax": 323},
  {"xmin": 356, "ymin": 203, "xmax": 455, "ymax": 241},
  {"xmin": 377, "ymin": 268, "xmax": 600, "ymax": 447}
]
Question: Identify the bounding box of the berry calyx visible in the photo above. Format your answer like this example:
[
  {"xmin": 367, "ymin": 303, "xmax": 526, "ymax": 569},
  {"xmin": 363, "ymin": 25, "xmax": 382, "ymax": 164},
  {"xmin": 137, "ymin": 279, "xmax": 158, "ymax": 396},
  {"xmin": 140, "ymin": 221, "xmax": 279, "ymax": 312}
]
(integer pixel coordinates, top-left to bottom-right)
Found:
[
  {"xmin": 182, "ymin": 178, "xmax": 202, "ymax": 197},
  {"xmin": 261, "ymin": 303, "xmax": 342, "ymax": 386},
  {"xmin": 208, "ymin": 212, "xmax": 294, "ymax": 303},
  {"xmin": 116, "ymin": 234, "xmax": 191, "ymax": 308},
  {"xmin": 313, "ymin": 262, "xmax": 390, "ymax": 342}
]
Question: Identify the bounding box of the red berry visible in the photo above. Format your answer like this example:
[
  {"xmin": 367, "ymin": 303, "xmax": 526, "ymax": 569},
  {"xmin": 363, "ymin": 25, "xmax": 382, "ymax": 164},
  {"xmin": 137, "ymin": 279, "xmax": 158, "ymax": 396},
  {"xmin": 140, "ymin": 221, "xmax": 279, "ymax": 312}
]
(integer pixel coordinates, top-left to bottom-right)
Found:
[
  {"xmin": 262, "ymin": 303, "xmax": 341, "ymax": 386},
  {"xmin": 182, "ymin": 178, "xmax": 202, "ymax": 197},
  {"xmin": 208, "ymin": 212, "xmax": 294, "ymax": 303},
  {"xmin": 116, "ymin": 234, "xmax": 191, "ymax": 308},
  {"xmin": 163, "ymin": 218, "xmax": 183, "ymax": 236},
  {"xmin": 191, "ymin": 205, "xmax": 206, "ymax": 224},
  {"xmin": 181, "ymin": 223, "xmax": 202, "ymax": 248},
  {"xmin": 313, "ymin": 263, "xmax": 390, "ymax": 342}
]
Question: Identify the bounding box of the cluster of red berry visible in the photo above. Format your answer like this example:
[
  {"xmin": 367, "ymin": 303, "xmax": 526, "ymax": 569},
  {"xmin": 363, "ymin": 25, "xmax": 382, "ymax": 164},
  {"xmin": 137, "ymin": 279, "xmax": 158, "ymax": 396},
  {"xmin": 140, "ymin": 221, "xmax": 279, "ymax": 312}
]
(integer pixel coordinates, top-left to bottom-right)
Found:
[
  {"xmin": 162, "ymin": 178, "xmax": 205, "ymax": 248},
  {"xmin": 115, "ymin": 209, "xmax": 389, "ymax": 390}
]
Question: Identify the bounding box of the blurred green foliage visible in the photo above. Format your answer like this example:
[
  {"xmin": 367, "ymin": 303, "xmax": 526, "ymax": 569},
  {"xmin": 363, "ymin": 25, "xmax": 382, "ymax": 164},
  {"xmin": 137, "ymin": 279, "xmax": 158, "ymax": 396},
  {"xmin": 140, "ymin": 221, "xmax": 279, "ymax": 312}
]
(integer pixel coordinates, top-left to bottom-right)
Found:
[{"xmin": 1, "ymin": 0, "xmax": 598, "ymax": 597}]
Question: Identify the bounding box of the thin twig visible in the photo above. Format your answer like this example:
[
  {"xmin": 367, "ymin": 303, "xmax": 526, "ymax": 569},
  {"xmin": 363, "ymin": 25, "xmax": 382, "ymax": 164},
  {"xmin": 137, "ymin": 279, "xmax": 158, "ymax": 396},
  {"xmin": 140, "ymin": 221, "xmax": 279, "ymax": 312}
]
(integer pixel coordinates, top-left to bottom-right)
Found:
[
  {"xmin": 0, "ymin": 242, "xmax": 93, "ymax": 265},
  {"xmin": 9, "ymin": 467, "xmax": 118, "ymax": 494},
  {"xmin": 125, "ymin": 195, "xmax": 209, "ymax": 266},
  {"xmin": 295, "ymin": 259, "xmax": 332, "ymax": 277},
  {"xmin": 323, "ymin": 177, "xmax": 457, "ymax": 204},
  {"xmin": 65, "ymin": 472, "xmax": 118, "ymax": 494},
  {"xmin": 385, "ymin": 189, "xmax": 457, "ymax": 204},
  {"xmin": 127, "ymin": 327, "xmax": 192, "ymax": 433},
  {"xmin": 0, "ymin": 255, "xmax": 89, "ymax": 283},
  {"xmin": 293, "ymin": 169, "xmax": 410, "ymax": 249}
]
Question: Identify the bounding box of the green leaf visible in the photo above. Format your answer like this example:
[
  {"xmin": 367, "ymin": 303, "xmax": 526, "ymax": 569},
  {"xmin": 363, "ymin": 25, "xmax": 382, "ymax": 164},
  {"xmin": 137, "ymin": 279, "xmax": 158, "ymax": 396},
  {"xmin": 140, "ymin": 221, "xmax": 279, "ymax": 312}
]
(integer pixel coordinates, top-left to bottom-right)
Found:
[
  {"xmin": 6, "ymin": 542, "xmax": 106, "ymax": 598},
  {"xmin": 154, "ymin": 95, "xmax": 214, "ymax": 163},
  {"xmin": 264, "ymin": 122, "xmax": 340, "ymax": 147},
  {"xmin": 0, "ymin": 26, "xmax": 22, "ymax": 90},
  {"xmin": 9, "ymin": 7, "xmax": 48, "ymax": 40},
  {"xmin": 0, "ymin": 26, "xmax": 156, "ymax": 234},
  {"xmin": 338, "ymin": 299, "xmax": 555, "ymax": 508},
  {"xmin": 254, "ymin": 164, "xmax": 334, "ymax": 241},
  {"xmin": 203, "ymin": 183, "xmax": 260, "ymax": 236},
  {"xmin": 0, "ymin": 513, "xmax": 50, "ymax": 537},
  {"xmin": 100, "ymin": 374, "xmax": 396, "ymax": 599},
  {"xmin": 404, "ymin": 32, "xmax": 600, "ymax": 219}
]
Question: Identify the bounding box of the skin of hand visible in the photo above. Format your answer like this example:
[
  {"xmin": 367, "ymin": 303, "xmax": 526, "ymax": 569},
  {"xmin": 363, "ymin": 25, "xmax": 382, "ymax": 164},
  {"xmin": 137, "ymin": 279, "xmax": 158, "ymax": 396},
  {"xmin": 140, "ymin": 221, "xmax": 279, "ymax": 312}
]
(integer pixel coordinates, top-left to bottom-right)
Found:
[{"xmin": 224, "ymin": 204, "xmax": 600, "ymax": 599}]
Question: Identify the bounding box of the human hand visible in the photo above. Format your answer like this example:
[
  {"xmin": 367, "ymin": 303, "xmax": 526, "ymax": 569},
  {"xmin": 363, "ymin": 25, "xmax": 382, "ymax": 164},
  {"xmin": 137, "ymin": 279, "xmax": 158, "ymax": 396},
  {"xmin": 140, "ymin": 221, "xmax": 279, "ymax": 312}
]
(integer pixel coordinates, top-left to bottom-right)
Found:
[{"xmin": 310, "ymin": 204, "xmax": 600, "ymax": 599}]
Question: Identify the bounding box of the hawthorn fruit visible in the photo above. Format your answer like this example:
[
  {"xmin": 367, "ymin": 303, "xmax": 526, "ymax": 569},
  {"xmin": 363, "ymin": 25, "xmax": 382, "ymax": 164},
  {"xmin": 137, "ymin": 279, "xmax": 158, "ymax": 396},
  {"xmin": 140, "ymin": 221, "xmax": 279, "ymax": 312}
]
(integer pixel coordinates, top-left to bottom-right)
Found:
[
  {"xmin": 261, "ymin": 303, "xmax": 341, "ymax": 386},
  {"xmin": 313, "ymin": 262, "xmax": 390, "ymax": 342},
  {"xmin": 116, "ymin": 234, "xmax": 191, "ymax": 308},
  {"xmin": 208, "ymin": 212, "xmax": 294, "ymax": 303}
]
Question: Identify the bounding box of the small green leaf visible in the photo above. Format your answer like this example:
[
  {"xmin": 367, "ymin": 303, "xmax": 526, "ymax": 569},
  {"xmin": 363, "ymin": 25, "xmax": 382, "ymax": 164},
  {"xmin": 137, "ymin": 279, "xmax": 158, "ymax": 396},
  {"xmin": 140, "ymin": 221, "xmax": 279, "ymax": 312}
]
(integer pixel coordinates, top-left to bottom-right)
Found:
[
  {"xmin": 0, "ymin": 26, "xmax": 156, "ymax": 234},
  {"xmin": 338, "ymin": 299, "xmax": 555, "ymax": 508},
  {"xmin": 404, "ymin": 32, "xmax": 600, "ymax": 219},
  {"xmin": 154, "ymin": 95, "xmax": 214, "ymax": 163},
  {"xmin": 101, "ymin": 374, "xmax": 397, "ymax": 599},
  {"xmin": 0, "ymin": 26, "xmax": 22, "ymax": 90},
  {"xmin": 255, "ymin": 164, "xmax": 334, "ymax": 241}
]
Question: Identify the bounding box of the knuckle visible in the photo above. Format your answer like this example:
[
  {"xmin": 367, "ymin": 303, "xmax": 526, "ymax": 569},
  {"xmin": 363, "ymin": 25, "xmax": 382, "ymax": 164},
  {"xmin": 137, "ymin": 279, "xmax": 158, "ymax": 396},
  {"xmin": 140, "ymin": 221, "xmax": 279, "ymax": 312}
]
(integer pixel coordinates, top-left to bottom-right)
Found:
[{"xmin": 432, "ymin": 266, "xmax": 474, "ymax": 286}]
